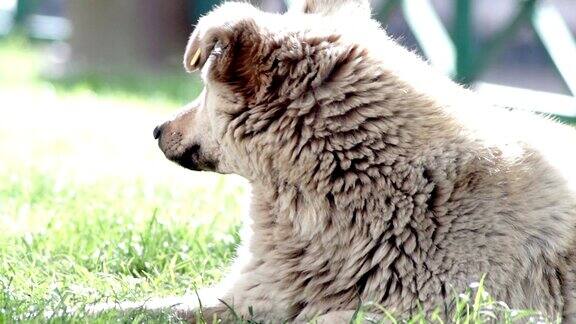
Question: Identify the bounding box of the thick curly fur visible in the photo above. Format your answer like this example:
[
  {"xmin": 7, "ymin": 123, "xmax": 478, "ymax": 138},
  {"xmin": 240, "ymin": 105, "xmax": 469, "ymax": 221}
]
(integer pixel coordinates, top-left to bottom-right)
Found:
[{"xmin": 135, "ymin": 1, "xmax": 576, "ymax": 322}]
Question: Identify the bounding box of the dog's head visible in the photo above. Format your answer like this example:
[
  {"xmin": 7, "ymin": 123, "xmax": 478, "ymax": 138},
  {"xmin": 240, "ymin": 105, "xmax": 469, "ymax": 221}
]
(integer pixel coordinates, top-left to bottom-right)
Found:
[{"xmin": 154, "ymin": 0, "xmax": 383, "ymax": 186}]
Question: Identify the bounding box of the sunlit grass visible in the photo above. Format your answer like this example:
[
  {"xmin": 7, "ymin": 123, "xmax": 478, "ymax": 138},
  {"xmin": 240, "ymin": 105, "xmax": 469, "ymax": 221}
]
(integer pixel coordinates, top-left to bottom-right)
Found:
[{"xmin": 0, "ymin": 169, "xmax": 244, "ymax": 322}]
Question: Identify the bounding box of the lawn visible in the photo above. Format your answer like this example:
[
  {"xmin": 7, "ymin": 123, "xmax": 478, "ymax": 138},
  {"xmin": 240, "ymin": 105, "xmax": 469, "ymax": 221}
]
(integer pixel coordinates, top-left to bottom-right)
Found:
[{"xmin": 0, "ymin": 39, "xmax": 555, "ymax": 323}]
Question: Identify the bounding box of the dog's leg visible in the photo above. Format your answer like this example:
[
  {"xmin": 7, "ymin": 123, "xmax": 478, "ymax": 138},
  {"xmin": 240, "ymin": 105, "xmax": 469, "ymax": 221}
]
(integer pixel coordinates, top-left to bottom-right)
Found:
[{"xmin": 84, "ymin": 286, "xmax": 227, "ymax": 322}]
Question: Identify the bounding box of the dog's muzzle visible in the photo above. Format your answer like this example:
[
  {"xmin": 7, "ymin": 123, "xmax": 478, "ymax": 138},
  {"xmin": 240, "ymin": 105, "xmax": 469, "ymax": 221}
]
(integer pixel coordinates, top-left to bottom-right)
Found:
[{"xmin": 153, "ymin": 123, "xmax": 217, "ymax": 172}]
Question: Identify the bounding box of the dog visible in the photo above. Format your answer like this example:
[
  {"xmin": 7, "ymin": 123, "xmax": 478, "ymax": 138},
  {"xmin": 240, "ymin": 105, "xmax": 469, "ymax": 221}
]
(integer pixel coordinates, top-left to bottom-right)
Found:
[{"xmin": 104, "ymin": 0, "xmax": 576, "ymax": 322}]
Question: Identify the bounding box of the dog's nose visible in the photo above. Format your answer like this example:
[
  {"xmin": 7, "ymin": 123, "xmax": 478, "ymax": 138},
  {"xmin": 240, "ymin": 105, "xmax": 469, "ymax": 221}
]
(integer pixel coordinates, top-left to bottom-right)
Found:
[{"xmin": 153, "ymin": 124, "xmax": 164, "ymax": 139}]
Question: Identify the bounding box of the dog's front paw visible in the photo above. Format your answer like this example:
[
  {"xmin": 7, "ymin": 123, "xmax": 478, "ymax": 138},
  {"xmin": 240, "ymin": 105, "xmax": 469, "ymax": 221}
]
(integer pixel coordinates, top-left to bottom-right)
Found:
[
  {"xmin": 85, "ymin": 295, "xmax": 195, "ymax": 315},
  {"xmin": 83, "ymin": 292, "xmax": 231, "ymax": 323}
]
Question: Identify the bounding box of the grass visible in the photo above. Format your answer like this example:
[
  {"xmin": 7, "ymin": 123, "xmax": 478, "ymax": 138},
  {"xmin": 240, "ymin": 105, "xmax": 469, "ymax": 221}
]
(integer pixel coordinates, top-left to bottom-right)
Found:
[
  {"xmin": 0, "ymin": 37, "xmax": 557, "ymax": 323},
  {"xmin": 0, "ymin": 169, "xmax": 244, "ymax": 322}
]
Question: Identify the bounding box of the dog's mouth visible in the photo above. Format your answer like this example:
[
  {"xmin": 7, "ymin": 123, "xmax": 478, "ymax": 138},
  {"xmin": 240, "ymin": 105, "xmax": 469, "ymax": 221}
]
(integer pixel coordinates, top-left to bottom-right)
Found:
[
  {"xmin": 171, "ymin": 144, "xmax": 218, "ymax": 172},
  {"xmin": 158, "ymin": 140, "xmax": 218, "ymax": 172}
]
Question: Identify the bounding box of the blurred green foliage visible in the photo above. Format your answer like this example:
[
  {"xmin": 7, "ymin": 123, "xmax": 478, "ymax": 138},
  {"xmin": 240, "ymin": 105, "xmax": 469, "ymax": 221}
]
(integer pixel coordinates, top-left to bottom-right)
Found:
[{"xmin": 0, "ymin": 37, "xmax": 203, "ymax": 106}]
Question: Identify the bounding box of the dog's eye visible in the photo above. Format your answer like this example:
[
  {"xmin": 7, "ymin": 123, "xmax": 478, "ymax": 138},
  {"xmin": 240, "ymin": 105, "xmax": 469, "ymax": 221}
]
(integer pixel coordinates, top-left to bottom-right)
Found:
[{"xmin": 211, "ymin": 41, "xmax": 224, "ymax": 57}]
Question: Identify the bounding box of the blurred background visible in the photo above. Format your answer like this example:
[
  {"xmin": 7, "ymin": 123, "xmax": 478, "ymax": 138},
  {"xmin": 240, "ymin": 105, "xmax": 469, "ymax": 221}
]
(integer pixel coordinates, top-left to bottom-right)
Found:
[
  {"xmin": 1, "ymin": 0, "xmax": 575, "ymax": 109},
  {"xmin": 0, "ymin": 1, "xmax": 575, "ymax": 321}
]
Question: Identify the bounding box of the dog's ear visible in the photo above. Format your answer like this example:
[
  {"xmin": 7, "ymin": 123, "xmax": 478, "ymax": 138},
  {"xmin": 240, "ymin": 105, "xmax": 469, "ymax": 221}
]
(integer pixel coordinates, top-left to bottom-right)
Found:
[
  {"xmin": 184, "ymin": 3, "xmax": 262, "ymax": 75},
  {"xmin": 183, "ymin": 28, "xmax": 208, "ymax": 73},
  {"xmin": 290, "ymin": 0, "xmax": 371, "ymax": 17},
  {"xmin": 184, "ymin": 24, "xmax": 238, "ymax": 73},
  {"xmin": 184, "ymin": 5, "xmax": 265, "ymax": 97}
]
